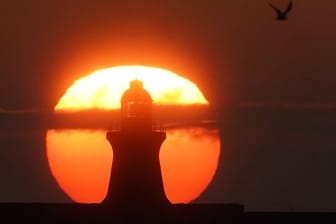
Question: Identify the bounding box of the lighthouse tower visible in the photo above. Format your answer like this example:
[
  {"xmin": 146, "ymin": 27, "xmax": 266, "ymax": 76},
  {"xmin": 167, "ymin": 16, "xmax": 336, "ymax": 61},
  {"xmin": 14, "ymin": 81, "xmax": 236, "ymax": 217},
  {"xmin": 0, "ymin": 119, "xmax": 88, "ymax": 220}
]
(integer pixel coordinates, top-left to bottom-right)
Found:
[{"xmin": 103, "ymin": 79, "xmax": 169, "ymax": 206}]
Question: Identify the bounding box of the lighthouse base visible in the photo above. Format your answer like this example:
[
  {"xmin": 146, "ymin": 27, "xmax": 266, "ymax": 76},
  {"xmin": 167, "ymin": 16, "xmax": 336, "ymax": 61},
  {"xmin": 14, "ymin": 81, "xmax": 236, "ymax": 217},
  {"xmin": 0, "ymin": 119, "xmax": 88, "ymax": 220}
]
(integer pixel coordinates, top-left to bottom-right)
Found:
[{"xmin": 103, "ymin": 131, "xmax": 169, "ymax": 206}]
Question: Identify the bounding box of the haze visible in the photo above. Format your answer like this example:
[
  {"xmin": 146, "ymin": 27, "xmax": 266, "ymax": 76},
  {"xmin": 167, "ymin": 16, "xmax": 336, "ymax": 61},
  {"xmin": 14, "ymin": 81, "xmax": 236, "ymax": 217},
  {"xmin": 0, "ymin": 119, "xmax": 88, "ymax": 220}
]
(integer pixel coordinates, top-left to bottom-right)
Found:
[{"xmin": 0, "ymin": 0, "xmax": 336, "ymax": 212}]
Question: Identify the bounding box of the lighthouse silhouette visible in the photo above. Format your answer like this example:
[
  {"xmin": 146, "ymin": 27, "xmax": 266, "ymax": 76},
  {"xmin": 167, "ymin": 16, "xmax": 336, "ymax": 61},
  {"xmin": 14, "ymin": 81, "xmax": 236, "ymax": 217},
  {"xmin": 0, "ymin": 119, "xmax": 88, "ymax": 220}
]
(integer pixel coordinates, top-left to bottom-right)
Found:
[{"xmin": 103, "ymin": 79, "xmax": 170, "ymax": 206}]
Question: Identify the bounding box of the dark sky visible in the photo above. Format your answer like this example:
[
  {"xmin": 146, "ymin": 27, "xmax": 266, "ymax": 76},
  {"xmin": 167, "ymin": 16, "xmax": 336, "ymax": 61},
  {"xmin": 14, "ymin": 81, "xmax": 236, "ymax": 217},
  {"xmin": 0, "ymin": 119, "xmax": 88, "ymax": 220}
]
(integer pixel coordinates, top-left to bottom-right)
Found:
[
  {"xmin": 1, "ymin": 0, "xmax": 336, "ymax": 211},
  {"xmin": 1, "ymin": 0, "xmax": 335, "ymax": 108}
]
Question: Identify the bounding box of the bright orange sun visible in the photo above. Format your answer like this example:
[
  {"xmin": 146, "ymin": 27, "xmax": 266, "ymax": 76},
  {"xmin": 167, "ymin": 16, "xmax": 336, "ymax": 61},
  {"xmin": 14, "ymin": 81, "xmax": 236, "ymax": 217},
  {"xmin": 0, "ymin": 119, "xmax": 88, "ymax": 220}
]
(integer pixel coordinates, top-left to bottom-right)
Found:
[{"xmin": 46, "ymin": 65, "xmax": 220, "ymax": 204}]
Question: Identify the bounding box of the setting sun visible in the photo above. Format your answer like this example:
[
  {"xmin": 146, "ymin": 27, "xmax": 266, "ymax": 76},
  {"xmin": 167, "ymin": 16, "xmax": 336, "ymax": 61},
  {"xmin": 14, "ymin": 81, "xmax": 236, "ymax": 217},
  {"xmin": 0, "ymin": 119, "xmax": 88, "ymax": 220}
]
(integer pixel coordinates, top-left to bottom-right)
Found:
[
  {"xmin": 46, "ymin": 65, "xmax": 220, "ymax": 204},
  {"xmin": 55, "ymin": 66, "xmax": 207, "ymax": 111}
]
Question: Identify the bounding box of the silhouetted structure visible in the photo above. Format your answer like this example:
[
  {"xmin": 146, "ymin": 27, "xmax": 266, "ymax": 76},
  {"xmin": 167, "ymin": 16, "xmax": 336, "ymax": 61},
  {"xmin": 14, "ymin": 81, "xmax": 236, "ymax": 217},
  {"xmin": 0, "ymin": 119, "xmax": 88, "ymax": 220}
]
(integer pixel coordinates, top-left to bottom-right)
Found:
[
  {"xmin": 0, "ymin": 79, "xmax": 246, "ymax": 223},
  {"xmin": 268, "ymin": 0, "xmax": 293, "ymax": 21},
  {"xmin": 102, "ymin": 79, "xmax": 169, "ymax": 206}
]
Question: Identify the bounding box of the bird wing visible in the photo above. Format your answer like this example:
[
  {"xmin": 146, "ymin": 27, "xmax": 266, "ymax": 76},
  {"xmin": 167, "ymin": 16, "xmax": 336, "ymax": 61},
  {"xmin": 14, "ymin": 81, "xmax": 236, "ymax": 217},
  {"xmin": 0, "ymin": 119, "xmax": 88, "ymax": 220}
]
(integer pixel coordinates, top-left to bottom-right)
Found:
[
  {"xmin": 267, "ymin": 1, "xmax": 283, "ymax": 16},
  {"xmin": 284, "ymin": 0, "xmax": 293, "ymax": 15}
]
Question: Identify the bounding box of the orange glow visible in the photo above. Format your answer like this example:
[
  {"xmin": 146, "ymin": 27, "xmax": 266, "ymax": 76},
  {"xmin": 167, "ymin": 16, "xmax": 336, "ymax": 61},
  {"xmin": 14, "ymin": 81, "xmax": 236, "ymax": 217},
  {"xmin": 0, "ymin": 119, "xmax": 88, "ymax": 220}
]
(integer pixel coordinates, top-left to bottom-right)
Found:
[
  {"xmin": 160, "ymin": 128, "xmax": 220, "ymax": 203},
  {"xmin": 46, "ymin": 65, "xmax": 220, "ymax": 203},
  {"xmin": 55, "ymin": 66, "xmax": 207, "ymax": 111}
]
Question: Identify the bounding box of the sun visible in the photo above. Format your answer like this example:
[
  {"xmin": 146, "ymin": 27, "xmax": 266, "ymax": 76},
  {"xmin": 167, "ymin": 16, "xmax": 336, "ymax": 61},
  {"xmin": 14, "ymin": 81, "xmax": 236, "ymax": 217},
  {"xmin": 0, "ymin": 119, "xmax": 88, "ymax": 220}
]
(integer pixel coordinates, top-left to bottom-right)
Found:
[
  {"xmin": 46, "ymin": 65, "xmax": 220, "ymax": 203},
  {"xmin": 55, "ymin": 66, "xmax": 207, "ymax": 111}
]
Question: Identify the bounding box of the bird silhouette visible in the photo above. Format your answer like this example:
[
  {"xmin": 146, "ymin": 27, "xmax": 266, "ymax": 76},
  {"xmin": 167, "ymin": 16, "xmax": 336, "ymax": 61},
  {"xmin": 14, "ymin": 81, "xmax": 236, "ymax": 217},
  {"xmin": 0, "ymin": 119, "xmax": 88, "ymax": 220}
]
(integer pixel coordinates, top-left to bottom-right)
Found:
[{"xmin": 268, "ymin": 0, "xmax": 293, "ymax": 21}]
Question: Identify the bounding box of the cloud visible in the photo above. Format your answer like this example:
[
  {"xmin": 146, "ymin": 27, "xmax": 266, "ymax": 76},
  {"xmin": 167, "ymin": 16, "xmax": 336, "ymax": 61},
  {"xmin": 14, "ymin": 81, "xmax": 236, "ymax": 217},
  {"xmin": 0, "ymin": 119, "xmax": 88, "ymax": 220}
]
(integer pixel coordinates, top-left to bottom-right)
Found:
[
  {"xmin": 238, "ymin": 101, "xmax": 336, "ymax": 110},
  {"xmin": 0, "ymin": 105, "xmax": 215, "ymax": 130},
  {"xmin": 2, "ymin": 102, "xmax": 335, "ymax": 131},
  {"xmin": 163, "ymin": 119, "xmax": 218, "ymax": 130}
]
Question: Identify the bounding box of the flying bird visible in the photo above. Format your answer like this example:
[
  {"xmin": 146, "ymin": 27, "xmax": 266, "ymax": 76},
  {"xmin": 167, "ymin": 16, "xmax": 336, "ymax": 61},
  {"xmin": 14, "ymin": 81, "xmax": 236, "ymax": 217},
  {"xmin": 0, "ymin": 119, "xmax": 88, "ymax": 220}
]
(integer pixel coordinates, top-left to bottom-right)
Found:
[{"xmin": 268, "ymin": 0, "xmax": 293, "ymax": 21}]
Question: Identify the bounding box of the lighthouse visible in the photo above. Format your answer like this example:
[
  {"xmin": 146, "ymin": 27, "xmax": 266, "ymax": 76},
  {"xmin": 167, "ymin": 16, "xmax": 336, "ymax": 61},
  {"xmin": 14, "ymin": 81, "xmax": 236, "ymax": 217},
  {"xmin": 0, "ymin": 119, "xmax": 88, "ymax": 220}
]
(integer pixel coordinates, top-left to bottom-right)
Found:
[{"xmin": 103, "ymin": 79, "xmax": 170, "ymax": 206}]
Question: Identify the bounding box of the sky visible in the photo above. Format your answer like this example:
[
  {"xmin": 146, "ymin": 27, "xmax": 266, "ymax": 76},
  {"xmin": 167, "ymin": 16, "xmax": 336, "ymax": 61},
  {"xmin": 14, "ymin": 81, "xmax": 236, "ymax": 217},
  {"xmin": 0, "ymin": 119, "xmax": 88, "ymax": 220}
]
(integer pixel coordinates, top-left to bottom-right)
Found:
[{"xmin": 0, "ymin": 0, "xmax": 336, "ymax": 211}]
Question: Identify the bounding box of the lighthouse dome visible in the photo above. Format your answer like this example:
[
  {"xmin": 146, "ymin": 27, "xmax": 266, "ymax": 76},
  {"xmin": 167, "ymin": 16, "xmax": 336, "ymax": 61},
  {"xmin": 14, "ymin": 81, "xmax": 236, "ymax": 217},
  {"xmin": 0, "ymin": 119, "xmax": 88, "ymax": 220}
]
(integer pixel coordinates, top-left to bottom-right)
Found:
[
  {"xmin": 120, "ymin": 79, "xmax": 153, "ymax": 130},
  {"xmin": 121, "ymin": 79, "xmax": 152, "ymax": 103}
]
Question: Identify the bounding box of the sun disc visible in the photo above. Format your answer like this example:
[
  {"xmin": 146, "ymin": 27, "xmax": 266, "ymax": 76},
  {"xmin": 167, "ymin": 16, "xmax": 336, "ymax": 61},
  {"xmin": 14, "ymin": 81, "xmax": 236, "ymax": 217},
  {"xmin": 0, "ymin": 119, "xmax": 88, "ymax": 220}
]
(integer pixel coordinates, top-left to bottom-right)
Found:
[
  {"xmin": 55, "ymin": 65, "xmax": 207, "ymax": 111},
  {"xmin": 47, "ymin": 65, "xmax": 220, "ymax": 204}
]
